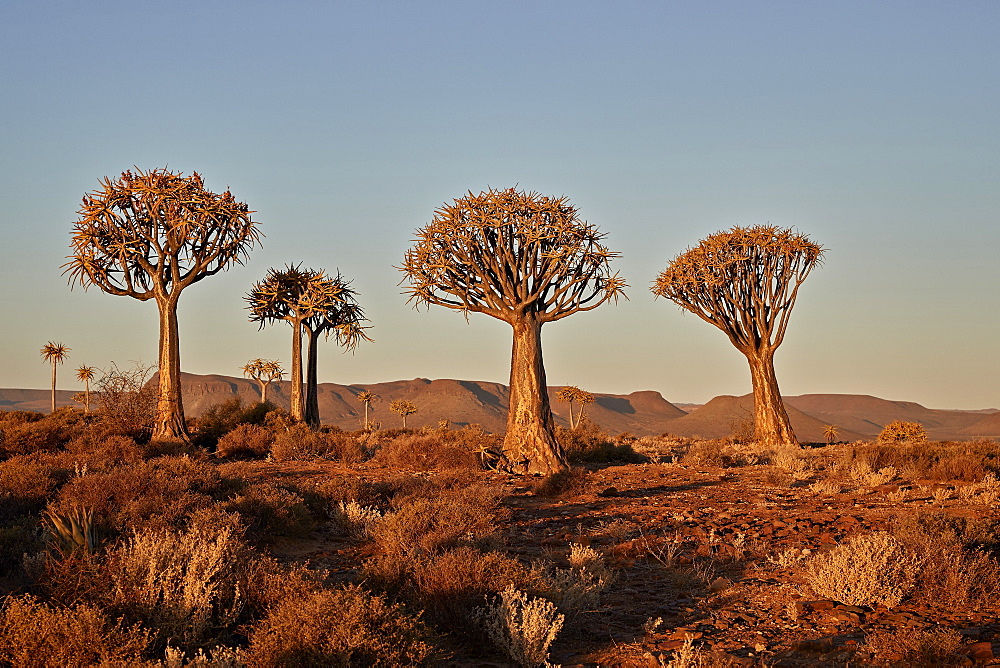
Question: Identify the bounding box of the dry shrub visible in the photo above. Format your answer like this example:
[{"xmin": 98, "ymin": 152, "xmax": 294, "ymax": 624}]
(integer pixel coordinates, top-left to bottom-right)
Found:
[
  {"xmin": 271, "ymin": 423, "xmax": 362, "ymax": 461},
  {"xmin": 679, "ymin": 439, "xmax": 758, "ymax": 468},
  {"xmin": 557, "ymin": 420, "xmax": 644, "ymax": 464},
  {"xmin": 195, "ymin": 398, "xmax": 271, "ymax": 443},
  {"xmin": 373, "ymin": 432, "xmax": 481, "ymax": 471},
  {"xmin": 475, "ymin": 585, "xmax": 564, "ymax": 668},
  {"xmin": 216, "ymin": 424, "xmax": 273, "ymax": 458},
  {"xmin": 241, "ymin": 585, "xmax": 439, "ymax": 667},
  {"xmin": 804, "ymin": 532, "xmax": 920, "ymax": 608},
  {"xmin": 861, "ymin": 625, "xmax": 963, "ymax": 666},
  {"xmin": 0, "ymin": 594, "xmax": 149, "ymax": 666},
  {"xmin": 0, "ymin": 409, "xmax": 85, "ymax": 456},
  {"xmin": 48, "ymin": 456, "xmax": 223, "ymax": 534},
  {"xmin": 0, "ymin": 454, "xmax": 68, "ymax": 516},
  {"xmin": 222, "ymin": 481, "xmax": 316, "ymax": 541},
  {"xmin": 107, "ymin": 512, "xmax": 250, "ymax": 650},
  {"xmin": 533, "ymin": 466, "xmax": 589, "ymax": 498},
  {"xmin": 377, "ymin": 546, "xmax": 534, "ymax": 632},
  {"xmin": 371, "ymin": 494, "xmax": 500, "ymax": 559},
  {"xmin": 890, "ymin": 512, "xmax": 1000, "ymax": 609},
  {"xmin": 0, "ymin": 410, "xmax": 45, "ymax": 427},
  {"xmin": 94, "ymin": 362, "xmax": 157, "ymax": 441},
  {"xmin": 65, "ymin": 433, "xmax": 144, "ymax": 470},
  {"xmin": 878, "ymin": 420, "xmax": 928, "ymax": 443},
  {"xmin": 836, "ymin": 440, "xmax": 1000, "ymax": 483}
]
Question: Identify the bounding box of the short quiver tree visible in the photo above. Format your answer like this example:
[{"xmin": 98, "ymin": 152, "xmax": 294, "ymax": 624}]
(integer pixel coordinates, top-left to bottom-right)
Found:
[
  {"xmin": 401, "ymin": 188, "xmax": 625, "ymax": 473},
  {"xmin": 40, "ymin": 342, "xmax": 70, "ymax": 414},
  {"xmin": 389, "ymin": 400, "xmax": 417, "ymax": 428},
  {"xmin": 65, "ymin": 168, "xmax": 261, "ymax": 440},
  {"xmin": 652, "ymin": 226, "xmax": 824, "ymax": 448},
  {"xmin": 242, "ymin": 359, "xmax": 284, "ymax": 404}
]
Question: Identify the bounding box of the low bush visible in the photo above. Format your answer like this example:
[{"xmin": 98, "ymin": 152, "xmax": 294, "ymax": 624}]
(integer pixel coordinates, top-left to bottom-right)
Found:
[
  {"xmin": 533, "ymin": 467, "xmax": 589, "ymax": 498},
  {"xmin": 216, "ymin": 423, "xmax": 274, "ymax": 458},
  {"xmin": 372, "ymin": 432, "xmax": 481, "ymax": 471},
  {"xmin": 195, "ymin": 398, "xmax": 273, "ymax": 446},
  {"xmin": 222, "ymin": 481, "xmax": 317, "ymax": 541},
  {"xmin": 271, "ymin": 423, "xmax": 362, "ymax": 461},
  {"xmin": 474, "ymin": 585, "xmax": 564, "ymax": 668},
  {"xmin": 878, "ymin": 420, "xmax": 928, "ymax": 443},
  {"xmin": 65, "ymin": 433, "xmax": 144, "ymax": 470},
  {"xmin": 47, "ymin": 456, "xmax": 224, "ymax": 534},
  {"xmin": 0, "ymin": 454, "xmax": 68, "ymax": 517},
  {"xmin": 0, "ymin": 409, "xmax": 85, "ymax": 456},
  {"xmin": 107, "ymin": 513, "xmax": 250, "ymax": 650},
  {"xmin": 241, "ymin": 585, "xmax": 439, "ymax": 667},
  {"xmin": 804, "ymin": 532, "xmax": 920, "ymax": 608},
  {"xmin": 375, "ymin": 546, "xmax": 534, "ymax": 632},
  {"xmin": 860, "ymin": 625, "xmax": 963, "ymax": 666},
  {"xmin": 371, "ymin": 494, "xmax": 500, "ymax": 560},
  {"xmin": 836, "ymin": 441, "xmax": 1000, "ymax": 483},
  {"xmin": 557, "ymin": 421, "xmax": 644, "ymax": 464},
  {"xmin": 0, "ymin": 595, "xmax": 149, "ymax": 666}
]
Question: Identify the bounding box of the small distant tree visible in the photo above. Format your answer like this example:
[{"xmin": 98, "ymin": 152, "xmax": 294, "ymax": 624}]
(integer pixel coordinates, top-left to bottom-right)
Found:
[
  {"xmin": 389, "ymin": 400, "xmax": 417, "ymax": 429},
  {"xmin": 401, "ymin": 188, "xmax": 625, "ymax": 474},
  {"xmin": 357, "ymin": 391, "xmax": 378, "ymax": 430},
  {"xmin": 75, "ymin": 365, "xmax": 97, "ymax": 413},
  {"xmin": 65, "ymin": 168, "xmax": 261, "ymax": 441},
  {"xmin": 40, "ymin": 342, "xmax": 71, "ymax": 414},
  {"xmin": 652, "ymin": 226, "xmax": 824, "ymax": 448},
  {"xmin": 242, "ymin": 359, "xmax": 284, "ymax": 404},
  {"xmin": 556, "ymin": 386, "xmax": 595, "ymax": 429},
  {"xmin": 823, "ymin": 424, "xmax": 840, "ymax": 445}
]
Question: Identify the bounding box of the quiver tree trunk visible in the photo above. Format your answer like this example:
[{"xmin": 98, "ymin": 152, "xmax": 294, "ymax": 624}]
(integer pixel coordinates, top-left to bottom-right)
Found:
[
  {"xmin": 504, "ymin": 317, "xmax": 568, "ymax": 474},
  {"xmin": 289, "ymin": 321, "xmax": 304, "ymax": 422},
  {"xmin": 154, "ymin": 298, "xmax": 188, "ymax": 441},
  {"xmin": 258, "ymin": 380, "xmax": 269, "ymax": 404},
  {"xmin": 304, "ymin": 328, "xmax": 321, "ymax": 429},
  {"xmin": 50, "ymin": 361, "xmax": 57, "ymax": 414},
  {"xmin": 745, "ymin": 347, "xmax": 798, "ymax": 448}
]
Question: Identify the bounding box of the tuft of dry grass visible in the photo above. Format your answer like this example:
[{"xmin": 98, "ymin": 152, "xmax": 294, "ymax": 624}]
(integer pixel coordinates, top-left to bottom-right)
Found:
[
  {"xmin": 804, "ymin": 532, "xmax": 920, "ymax": 608},
  {"xmin": 475, "ymin": 585, "xmax": 564, "ymax": 668}
]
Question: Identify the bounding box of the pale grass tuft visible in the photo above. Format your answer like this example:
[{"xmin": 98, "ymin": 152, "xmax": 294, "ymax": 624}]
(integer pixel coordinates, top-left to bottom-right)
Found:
[
  {"xmin": 805, "ymin": 532, "xmax": 920, "ymax": 608},
  {"xmin": 475, "ymin": 585, "xmax": 564, "ymax": 668},
  {"xmin": 809, "ymin": 478, "xmax": 842, "ymax": 495},
  {"xmin": 162, "ymin": 645, "xmax": 242, "ymax": 667},
  {"xmin": 331, "ymin": 500, "xmax": 382, "ymax": 538},
  {"xmin": 660, "ymin": 637, "xmax": 710, "ymax": 667}
]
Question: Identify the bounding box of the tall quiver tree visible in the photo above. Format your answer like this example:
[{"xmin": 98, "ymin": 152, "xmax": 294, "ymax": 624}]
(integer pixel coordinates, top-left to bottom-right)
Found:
[
  {"xmin": 65, "ymin": 169, "xmax": 261, "ymax": 441},
  {"xmin": 401, "ymin": 188, "xmax": 625, "ymax": 474},
  {"xmin": 247, "ymin": 266, "xmax": 370, "ymax": 426},
  {"xmin": 301, "ymin": 274, "xmax": 371, "ymax": 429},
  {"xmin": 652, "ymin": 226, "xmax": 824, "ymax": 448},
  {"xmin": 40, "ymin": 342, "xmax": 70, "ymax": 413}
]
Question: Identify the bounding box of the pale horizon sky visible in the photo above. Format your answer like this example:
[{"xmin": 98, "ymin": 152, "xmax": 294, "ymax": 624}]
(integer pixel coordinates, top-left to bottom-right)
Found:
[{"xmin": 1, "ymin": 1, "xmax": 997, "ymax": 410}]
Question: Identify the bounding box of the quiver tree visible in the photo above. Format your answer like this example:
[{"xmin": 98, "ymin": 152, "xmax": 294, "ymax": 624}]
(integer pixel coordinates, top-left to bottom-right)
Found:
[
  {"xmin": 357, "ymin": 391, "xmax": 378, "ymax": 430},
  {"xmin": 40, "ymin": 342, "xmax": 70, "ymax": 413},
  {"xmin": 556, "ymin": 385, "xmax": 595, "ymax": 429},
  {"xmin": 247, "ymin": 265, "xmax": 370, "ymax": 426},
  {"xmin": 65, "ymin": 168, "xmax": 261, "ymax": 441},
  {"xmin": 389, "ymin": 400, "xmax": 417, "ymax": 428},
  {"xmin": 242, "ymin": 359, "xmax": 284, "ymax": 404},
  {"xmin": 75, "ymin": 365, "xmax": 97, "ymax": 413},
  {"xmin": 652, "ymin": 226, "xmax": 824, "ymax": 448},
  {"xmin": 401, "ymin": 188, "xmax": 625, "ymax": 474}
]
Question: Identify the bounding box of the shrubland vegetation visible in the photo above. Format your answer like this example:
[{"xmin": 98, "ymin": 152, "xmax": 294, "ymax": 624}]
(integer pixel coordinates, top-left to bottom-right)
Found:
[{"xmin": 2, "ymin": 397, "xmax": 999, "ymax": 665}]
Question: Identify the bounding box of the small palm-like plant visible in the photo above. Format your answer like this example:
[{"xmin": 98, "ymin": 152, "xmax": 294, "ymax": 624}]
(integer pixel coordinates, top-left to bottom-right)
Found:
[
  {"xmin": 40, "ymin": 342, "xmax": 71, "ymax": 414},
  {"xmin": 75, "ymin": 365, "xmax": 97, "ymax": 413},
  {"xmin": 357, "ymin": 391, "xmax": 378, "ymax": 430},
  {"xmin": 823, "ymin": 424, "xmax": 840, "ymax": 445},
  {"xmin": 389, "ymin": 400, "xmax": 418, "ymax": 429}
]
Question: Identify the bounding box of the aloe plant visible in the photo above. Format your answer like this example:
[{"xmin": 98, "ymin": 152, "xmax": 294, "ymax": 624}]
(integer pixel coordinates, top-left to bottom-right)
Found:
[{"xmin": 44, "ymin": 505, "xmax": 98, "ymax": 556}]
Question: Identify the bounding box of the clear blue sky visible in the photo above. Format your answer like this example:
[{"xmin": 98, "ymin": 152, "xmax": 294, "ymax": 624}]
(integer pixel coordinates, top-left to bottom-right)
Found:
[{"xmin": 1, "ymin": 1, "xmax": 997, "ymax": 409}]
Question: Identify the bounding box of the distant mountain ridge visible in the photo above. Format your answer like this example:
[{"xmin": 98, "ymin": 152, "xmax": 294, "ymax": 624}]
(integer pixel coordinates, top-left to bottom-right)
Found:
[{"xmin": 1, "ymin": 373, "xmax": 997, "ymax": 441}]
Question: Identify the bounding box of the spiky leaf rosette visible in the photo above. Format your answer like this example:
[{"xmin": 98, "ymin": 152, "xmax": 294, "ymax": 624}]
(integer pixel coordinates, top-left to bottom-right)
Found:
[{"xmin": 401, "ymin": 188, "xmax": 626, "ymax": 323}]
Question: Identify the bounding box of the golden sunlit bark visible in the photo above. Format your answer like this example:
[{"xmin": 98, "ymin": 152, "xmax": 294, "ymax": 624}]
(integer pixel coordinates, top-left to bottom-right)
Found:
[
  {"xmin": 401, "ymin": 188, "xmax": 625, "ymax": 473},
  {"xmin": 64, "ymin": 168, "xmax": 261, "ymax": 442},
  {"xmin": 652, "ymin": 226, "xmax": 823, "ymax": 448}
]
